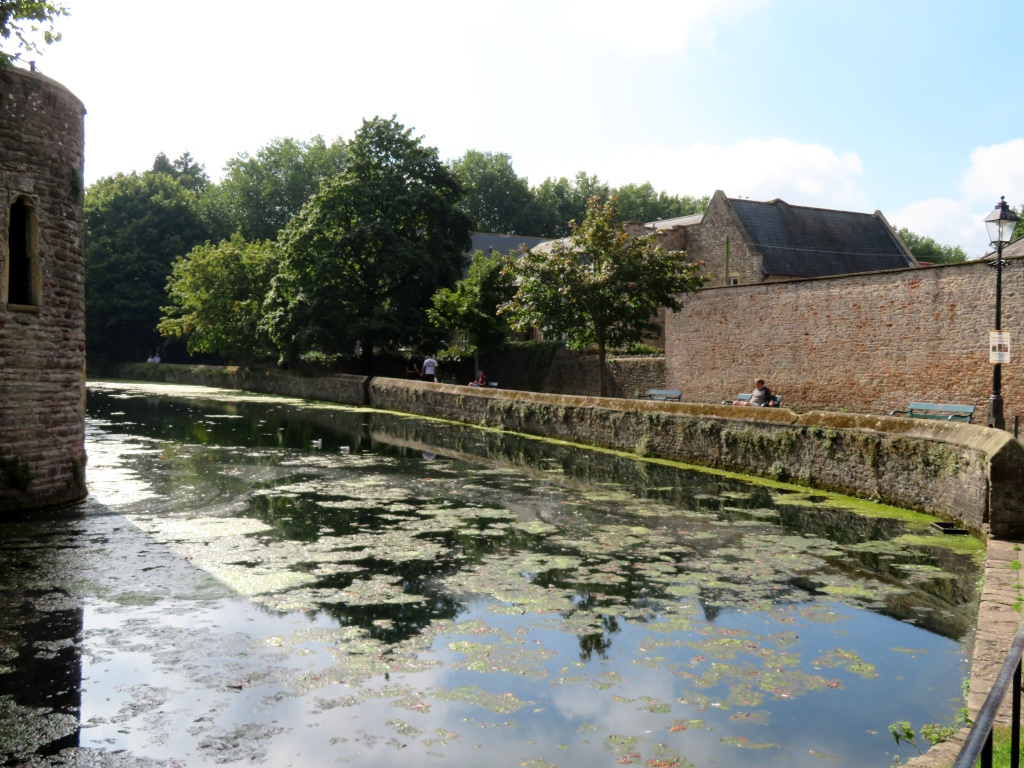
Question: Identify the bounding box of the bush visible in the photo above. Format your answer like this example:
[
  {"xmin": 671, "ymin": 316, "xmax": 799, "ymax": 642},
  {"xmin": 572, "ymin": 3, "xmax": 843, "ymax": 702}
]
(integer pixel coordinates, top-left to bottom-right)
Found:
[{"xmin": 622, "ymin": 342, "xmax": 664, "ymax": 356}]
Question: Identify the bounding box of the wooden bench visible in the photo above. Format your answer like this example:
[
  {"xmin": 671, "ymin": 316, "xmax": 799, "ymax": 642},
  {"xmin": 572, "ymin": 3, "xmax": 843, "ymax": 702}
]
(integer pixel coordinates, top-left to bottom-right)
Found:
[
  {"xmin": 723, "ymin": 393, "xmax": 782, "ymax": 407},
  {"xmin": 638, "ymin": 389, "xmax": 682, "ymax": 401},
  {"xmin": 889, "ymin": 402, "xmax": 975, "ymax": 423}
]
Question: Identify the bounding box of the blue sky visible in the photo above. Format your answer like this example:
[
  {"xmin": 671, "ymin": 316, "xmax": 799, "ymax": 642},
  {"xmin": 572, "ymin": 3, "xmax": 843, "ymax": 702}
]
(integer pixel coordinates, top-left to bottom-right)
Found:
[{"xmin": 28, "ymin": 0, "xmax": 1024, "ymax": 255}]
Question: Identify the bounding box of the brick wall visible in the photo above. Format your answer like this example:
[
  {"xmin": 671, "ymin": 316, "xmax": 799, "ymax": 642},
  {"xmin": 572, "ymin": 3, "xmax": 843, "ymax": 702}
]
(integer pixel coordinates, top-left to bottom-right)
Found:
[
  {"xmin": 666, "ymin": 258, "xmax": 1024, "ymax": 421},
  {"xmin": 0, "ymin": 68, "xmax": 86, "ymax": 512}
]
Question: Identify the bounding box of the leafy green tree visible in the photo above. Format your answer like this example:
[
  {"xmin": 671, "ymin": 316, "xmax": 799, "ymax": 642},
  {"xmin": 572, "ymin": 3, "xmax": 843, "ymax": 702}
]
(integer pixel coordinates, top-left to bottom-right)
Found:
[
  {"xmin": 152, "ymin": 151, "xmax": 210, "ymax": 194},
  {"xmin": 521, "ymin": 172, "xmax": 610, "ymax": 238},
  {"xmin": 428, "ymin": 249, "xmax": 517, "ymax": 369},
  {"xmin": 502, "ymin": 196, "xmax": 705, "ymax": 396},
  {"xmin": 158, "ymin": 233, "xmax": 277, "ymax": 362},
  {"xmin": 265, "ymin": 116, "xmax": 473, "ymax": 371},
  {"xmin": 85, "ymin": 171, "xmax": 208, "ymax": 362},
  {"xmin": 447, "ymin": 150, "xmax": 532, "ymax": 235},
  {"xmin": 895, "ymin": 227, "xmax": 967, "ymax": 264},
  {"xmin": 0, "ymin": 1, "xmax": 66, "ymax": 67},
  {"xmin": 201, "ymin": 135, "xmax": 347, "ymax": 242},
  {"xmin": 611, "ymin": 182, "xmax": 709, "ymax": 223}
]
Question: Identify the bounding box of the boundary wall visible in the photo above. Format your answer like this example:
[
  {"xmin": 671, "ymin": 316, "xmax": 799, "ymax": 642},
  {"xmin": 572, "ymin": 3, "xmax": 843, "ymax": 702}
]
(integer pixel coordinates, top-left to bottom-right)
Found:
[
  {"xmin": 665, "ymin": 257, "xmax": 1024, "ymax": 418},
  {"xmin": 481, "ymin": 345, "xmax": 664, "ymax": 397}
]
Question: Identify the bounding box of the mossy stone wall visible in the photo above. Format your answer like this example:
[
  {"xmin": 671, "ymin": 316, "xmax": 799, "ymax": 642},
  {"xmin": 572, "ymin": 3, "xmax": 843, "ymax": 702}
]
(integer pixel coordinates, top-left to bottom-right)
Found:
[
  {"xmin": 369, "ymin": 377, "xmax": 1024, "ymax": 537},
  {"xmin": 113, "ymin": 363, "xmax": 369, "ymax": 406}
]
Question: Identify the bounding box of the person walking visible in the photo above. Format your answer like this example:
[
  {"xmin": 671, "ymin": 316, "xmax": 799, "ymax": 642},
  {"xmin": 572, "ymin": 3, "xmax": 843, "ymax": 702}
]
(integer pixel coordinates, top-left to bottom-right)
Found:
[
  {"xmin": 406, "ymin": 357, "xmax": 421, "ymax": 380},
  {"xmin": 421, "ymin": 354, "xmax": 438, "ymax": 382}
]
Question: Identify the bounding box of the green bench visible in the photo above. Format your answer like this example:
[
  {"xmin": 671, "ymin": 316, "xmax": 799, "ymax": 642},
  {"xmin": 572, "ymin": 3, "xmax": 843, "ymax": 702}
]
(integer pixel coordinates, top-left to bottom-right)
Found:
[
  {"xmin": 724, "ymin": 393, "xmax": 782, "ymax": 408},
  {"xmin": 889, "ymin": 402, "xmax": 975, "ymax": 423},
  {"xmin": 638, "ymin": 389, "xmax": 682, "ymax": 401}
]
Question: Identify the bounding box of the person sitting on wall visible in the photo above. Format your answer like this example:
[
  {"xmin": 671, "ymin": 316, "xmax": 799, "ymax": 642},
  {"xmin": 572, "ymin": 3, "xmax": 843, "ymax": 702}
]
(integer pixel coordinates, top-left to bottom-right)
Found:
[
  {"xmin": 147, "ymin": 354, "xmax": 155, "ymax": 363},
  {"xmin": 734, "ymin": 378, "xmax": 772, "ymax": 406},
  {"xmin": 469, "ymin": 371, "xmax": 488, "ymax": 388}
]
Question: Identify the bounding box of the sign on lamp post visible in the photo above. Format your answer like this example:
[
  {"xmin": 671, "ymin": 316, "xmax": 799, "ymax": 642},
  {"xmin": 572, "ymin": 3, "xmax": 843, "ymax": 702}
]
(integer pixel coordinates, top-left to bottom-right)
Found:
[{"xmin": 990, "ymin": 331, "xmax": 1011, "ymax": 365}]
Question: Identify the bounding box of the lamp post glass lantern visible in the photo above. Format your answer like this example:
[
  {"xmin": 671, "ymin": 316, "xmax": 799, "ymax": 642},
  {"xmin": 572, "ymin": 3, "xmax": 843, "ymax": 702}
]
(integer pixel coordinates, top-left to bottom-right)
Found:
[{"xmin": 983, "ymin": 196, "xmax": 1019, "ymax": 430}]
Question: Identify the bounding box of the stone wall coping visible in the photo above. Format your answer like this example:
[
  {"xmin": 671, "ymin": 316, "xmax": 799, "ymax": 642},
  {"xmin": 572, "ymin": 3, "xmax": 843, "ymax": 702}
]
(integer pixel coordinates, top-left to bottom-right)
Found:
[
  {"xmin": 691, "ymin": 252, "xmax": 1024, "ymax": 293},
  {"xmin": 796, "ymin": 410, "xmax": 1019, "ymax": 457},
  {"xmin": 372, "ymin": 376, "xmax": 802, "ymax": 424}
]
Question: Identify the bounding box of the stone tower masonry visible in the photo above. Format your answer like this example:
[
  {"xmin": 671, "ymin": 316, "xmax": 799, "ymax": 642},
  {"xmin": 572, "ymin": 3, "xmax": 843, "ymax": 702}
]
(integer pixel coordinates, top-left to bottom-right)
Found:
[{"xmin": 0, "ymin": 66, "xmax": 86, "ymax": 512}]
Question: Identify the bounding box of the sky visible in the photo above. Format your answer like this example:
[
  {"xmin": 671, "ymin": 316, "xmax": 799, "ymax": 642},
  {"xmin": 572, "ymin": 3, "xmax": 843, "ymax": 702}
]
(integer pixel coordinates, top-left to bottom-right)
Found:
[{"xmin": 20, "ymin": 0, "xmax": 1024, "ymax": 256}]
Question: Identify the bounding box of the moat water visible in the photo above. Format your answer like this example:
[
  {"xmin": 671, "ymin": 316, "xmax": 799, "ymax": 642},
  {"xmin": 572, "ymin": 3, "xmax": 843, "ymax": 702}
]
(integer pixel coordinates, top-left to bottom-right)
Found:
[{"xmin": 0, "ymin": 381, "xmax": 983, "ymax": 767}]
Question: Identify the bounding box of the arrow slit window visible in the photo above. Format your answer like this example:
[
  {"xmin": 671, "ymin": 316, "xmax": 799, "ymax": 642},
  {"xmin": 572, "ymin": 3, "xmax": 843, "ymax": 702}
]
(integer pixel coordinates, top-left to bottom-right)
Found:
[{"xmin": 6, "ymin": 195, "xmax": 40, "ymax": 307}]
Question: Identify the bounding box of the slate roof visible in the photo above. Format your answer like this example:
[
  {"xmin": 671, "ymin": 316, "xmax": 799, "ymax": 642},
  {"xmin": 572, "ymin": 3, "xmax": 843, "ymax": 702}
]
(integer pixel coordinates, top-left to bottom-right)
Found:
[
  {"xmin": 470, "ymin": 232, "xmax": 550, "ymax": 256},
  {"xmin": 729, "ymin": 198, "xmax": 916, "ymax": 278},
  {"xmin": 997, "ymin": 236, "xmax": 1024, "ymax": 260},
  {"xmin": 652, "ymin": 213, "xmax": 704, "ymax": 230}
]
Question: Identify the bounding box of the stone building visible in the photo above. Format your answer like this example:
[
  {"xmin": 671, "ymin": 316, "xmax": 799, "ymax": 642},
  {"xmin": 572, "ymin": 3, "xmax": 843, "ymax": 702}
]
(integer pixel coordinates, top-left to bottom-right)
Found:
[
  {"xmin": 0, "ymin": 66, "xmax": 87, "ymax": 512},
  {"xmin": 530, "ymin": 191, "xmax": 919, "ymax": 348},
  {"xmin": 651, "ymin": 189, "xmax": 918, "ymax": 285}
]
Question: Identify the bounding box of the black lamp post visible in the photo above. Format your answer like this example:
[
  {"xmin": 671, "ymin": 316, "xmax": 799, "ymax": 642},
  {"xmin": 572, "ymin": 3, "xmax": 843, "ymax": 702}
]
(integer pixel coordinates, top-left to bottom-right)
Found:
[{"xmin": 983, "ymin": 196, "xmax": 1019, "ymax": 430}]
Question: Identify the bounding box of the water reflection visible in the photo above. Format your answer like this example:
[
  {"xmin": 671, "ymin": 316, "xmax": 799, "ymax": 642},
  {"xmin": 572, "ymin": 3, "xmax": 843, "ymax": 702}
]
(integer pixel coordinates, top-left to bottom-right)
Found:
[{"xmin": 0, "ymin": 382, "xmax": 982, "ymax": 767}]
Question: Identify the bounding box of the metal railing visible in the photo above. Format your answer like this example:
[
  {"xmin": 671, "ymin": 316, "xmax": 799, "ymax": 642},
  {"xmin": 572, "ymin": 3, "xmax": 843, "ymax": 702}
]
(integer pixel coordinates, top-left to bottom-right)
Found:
[{"xmin": 953, "ymin": 621, "xmax": 1024, "ymax": 768}]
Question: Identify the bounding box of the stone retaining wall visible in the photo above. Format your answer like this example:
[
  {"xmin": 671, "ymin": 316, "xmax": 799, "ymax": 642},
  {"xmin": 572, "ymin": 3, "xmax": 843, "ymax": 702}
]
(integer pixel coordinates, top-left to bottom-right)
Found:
[
  {"xmin": 113, "ymin": 363, "xmax": 369, "ymax": 406},
  {"xmin": 368, "ymin": 377, "xmax": 1024, "ymax": 538}
]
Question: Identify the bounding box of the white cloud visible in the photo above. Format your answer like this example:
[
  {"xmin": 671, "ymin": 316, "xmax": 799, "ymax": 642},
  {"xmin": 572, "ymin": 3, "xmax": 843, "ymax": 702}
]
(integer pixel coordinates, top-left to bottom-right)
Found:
[
  {"xmin": 891, "ymin": 139, "xmax": 1024, "ymax": 256},
  {"xmin": 962, "ymin": 139, "xmax": 1024, "ymax": 207},
  {"xmin": 888, "ymin": 198, "xmax": 987, "ymax": 256}
]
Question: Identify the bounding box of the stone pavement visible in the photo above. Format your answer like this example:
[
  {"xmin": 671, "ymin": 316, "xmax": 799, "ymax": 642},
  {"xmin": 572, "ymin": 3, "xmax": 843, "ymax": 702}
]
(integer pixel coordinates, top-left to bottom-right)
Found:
[{"xmin": 906, "ymin": 538, "xmax": 1024, "ymax": 767}]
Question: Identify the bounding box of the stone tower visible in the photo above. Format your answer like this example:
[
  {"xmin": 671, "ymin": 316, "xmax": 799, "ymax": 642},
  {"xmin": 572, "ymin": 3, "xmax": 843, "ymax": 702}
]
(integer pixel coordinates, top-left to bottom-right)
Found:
[{"xmin": 0, "ymin": 66, "xmax": 86, "ymax": 512}]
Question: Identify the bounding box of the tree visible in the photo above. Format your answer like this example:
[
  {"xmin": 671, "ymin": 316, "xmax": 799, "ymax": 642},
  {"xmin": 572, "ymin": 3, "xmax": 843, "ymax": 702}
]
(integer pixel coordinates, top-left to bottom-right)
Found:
[
  {"xmin": 611, "ymin": 182, "xmax": 709, "ymax": 223},
  {"xmin": 200, "ymin": 135, "xmax": 347, "ymax": 242},
  {"xmin": 158, "ymin": 233, "xmax": 277, "ymax": 362},
  {"xmin": 152, "ymin": 151, "xmax": 210, "ymax": 194},
  {"xmin": 895, "ymin": 227, "xmax": 967, "ymax": 264},
  {"xmin": 265, "ymin": 116, "xmax": 473, "ymax": 371},
  {"xmin": 502, "ymin": 196, "xmax": 705, "ymax": 397},
  {"xmin": 447, "ymin": 150, "xmax": 532, "ymax": 235},
  {"xmin": 428, "ymin": 249, "xmax": 517, "ymax": 369},
  {"xmin": 521, "ymin": 172, "xmax": 610, "ymax": 237},
  {"xmin": 0, "ymin": 1, "xmax": 66, "ymax": 67},
  {"xmin": 85, "ymin": 171, "xmax": 208, "ymax": 362}
]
